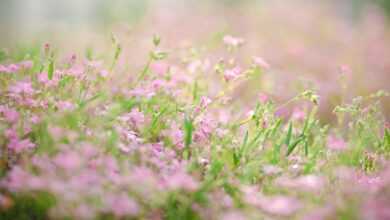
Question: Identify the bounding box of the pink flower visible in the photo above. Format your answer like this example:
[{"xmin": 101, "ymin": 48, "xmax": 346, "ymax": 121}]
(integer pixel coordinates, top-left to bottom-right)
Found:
[
  {"xmin": 19, "ymin": 60, "xmax": 33, "ymax": 69},
  {"xmin": 129, "ymin": 87, "xmax": 155, "ymax": 98},
  {"xmin": 9, "ymin": 81, "xmax": 35, "ymax": 96},
  {"xmin": 252, "ymin": 56, "xmax": 270, "ymax": 69},
  {"xmin": 4, "ymin": 127, "xmax": 18, "ymax": 139},
  {"xmin": 2, "ymin": 108, "xmax": 19, "ymax": 123},
  {"xmin": 262, "ymin": 165, "xmax": 283, "ymax": 176},
  {"xmin": 339, "ymin": 64, "xmax": 352, "ymax": 76},
  {"xmin": 327, "ymin": 136, "xmax": 347, "ymax": 151},
  {"xmin": 220, "ymin": 211, "xmax": 247, "ymax": 220},
  {"xmin": 99, "ymin": 69, "xmax": 109, "ymax": 78},
  {"xmin": 194, "ymin": 115, "xmax": 216, "ymax": 143},
  {"xmin": 259, "ymin": 195, "xmax": 301, "ymax": 216},
  {"xmin": 30, "ymin": 115, "xmax": 41, "ymax": 124},
  {"xmin": 86, "ymin": 60, "xmax": 102, "ymax": 69},
  {"xmin": 7, "ymin": 64, "xmax": 20, "ymax": 73},
  {"xmin": 223, "ymin": 35, "xmax": 245, "ymax": 47},
  {"xmin": 106, "ymin": 194, "xmax": 139, "ymax": 217},
  {"xmin": 194, "ymin": 96, "xmax": 212, "ymax": 114},
  {"xmin": 38, "ymin": 72, "xmax": 59, "ymax": 87},
  {"xmin": 258, "ymin": 93, "xmax": 269, "ymax": 103},
  {"xmin": 292, "ymin": 107, "xmax": 306, "ymax": 121},
  {"xmin": 8, "ymin": 138, "xmax": 36, "ymax": 153},
  {"xmin": 54, "ymin": 151, "xmax": 82, "ymax": 170},
  {"xmin": 3, "ymin": 166, "xmax": 30, "ymax": 190},
  {"xmin": 0, "ymin": 65, "xmax": 8, "ymax": 73},
  {"xmin": 151, "ymin": 61, "xmax": 169, "ymax": 75},
  {"xmin": 199, "ymin": 96, "xmax": 212, "ymax": 109},
  {"xmin": 121, "ymin": 109, "xmax": 145, "ymax": 128},
  {"xmin": 56, "ymin": 101, "xmax": 75, "ymax": 111},
  {"xmin": 165, "ymin": 170, "xmax": 198, "ymax": 191},
  {"xmin": 67, "ymin": 65, "xmax": 84, "ymax": 77},
  {"xmin": 275, "ymin": 175, "xmax": 325, "ymax": 192},
  {"xmin": 163, "ymin": 121, "xmax": 184, "ymax": 149},
  {"xmin": 224, "ymin": 66, "xmax": 242, "ymax": 82}
]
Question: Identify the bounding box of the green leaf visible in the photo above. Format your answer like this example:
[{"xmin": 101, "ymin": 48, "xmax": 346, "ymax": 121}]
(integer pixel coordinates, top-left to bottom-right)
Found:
[
  {"xmin": 47, "ymin": 58, "xmax": 54, "ymax": 80},
  {"xmin": 183, "ymin": 115, "xmax": 194, "ymax": 159},
  {"xmin": 192, "ymin": 81, "xmax": 199, "ymax": 102},
  {"xmin": 270, "ymin": 119, "xmax": 282, "ymax": 137},
  {"xmin": 0, "ymin": 49, "xmax": 6, "ymax": 61},
  {"xmin": 286, "ymin": 135, "xmax": 305, "ymax": 156},
  {"xmin": 285, "ymin": 122, "xmax": 293, "ymax": 146},
  {"xmin": 304, "ymin": 139, "xmax": 309, "ymax": 156},
  {"xmin": 153, "ymin": 34, "xmax": 161, "ymax": 47},
  {"xmin": 150, "ymin": 51, "xmax": 168, "ymax": 60},
  {"xmin": 209, "ymin": 159, "xmax": 223, "ymax": 178},
  {"xmin": 78, "ymin": 92, "xmax": 104, "ymax": 109},
  {"xmin": 384, "ymin": 128, "xmax": 390, "ymax": 151},
  {"xmin": 241, "ymin": 131, "xmax": 249, "ymax": 151}
]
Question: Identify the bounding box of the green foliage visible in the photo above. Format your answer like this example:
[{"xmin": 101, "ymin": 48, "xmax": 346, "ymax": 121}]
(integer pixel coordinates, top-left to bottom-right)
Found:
[
  {"xmin": 183, "ymin": 116, "xmax": 194, "ymax": 159},
  {"xmin": 0, "ymin": 192, "xmax": 56, "ymax": 220}
]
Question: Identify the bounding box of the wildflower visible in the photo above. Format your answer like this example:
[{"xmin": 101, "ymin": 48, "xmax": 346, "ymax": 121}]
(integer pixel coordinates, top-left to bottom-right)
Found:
[
  {"xmin": 54, "ymin": 151, "xmax": 82, "ymax": 170},
  {"xmin": 9, "ymin": 81, "xmax": 35, "ymax": 96},
  {"xmin": 339, "ymin": 64, "xmax": 352, "ymax": 76},
  {"xmin": 259, "ymin": 195, "xmax": 301, "ymax": 216},
  {"xmin": 262, "ymin": 164, "xmax": 283, "ymax": 176},
  {"xmin": 199, "ymin": 96, "xmax": 212, "ymax": 109},
  {"xmin": 194, "ymin": 96, "xmax": 212, "ymax": 114},
  {"xmin": 30, "ymin": 115, "xmax": 41, "ymax": 124},
  {"xmin": 99, "ymin": 69, "xmax": 109, "ymax": 78},
  {"xmin": 2, "ymin": 108, "xmax": 19, "ymax": 123},
  {"xmin": 2, "ymin": 166, "xmax": 30, "ymax": 190},
  {"xmin": 258, "ymin": 93, "xmax": 269, "ymax": 103},
  {"xmin": 151, "ymin": 61, "xmax": 169, "ymax": 75},
  {"xmin": 121, "ymin": 109, "xmax": 145, "ymax": 128},
  {"xmin": 163, "ymin": 122, "xmax": 184, "ymax": 149},
  {"xmin": 38, "ymin": 72, "xmax": 59, "ymax": 87},
  {"xmin": 56, "ymin": 101, "xmax": 75, "ymax": 111},
  {"xmin": 252, "ymin": 56, "xmax": 270, "ymax": 69},
  {"xmin": 223, "ymin": 35, "xmax": 245, "ymax": 48},
  {"xmin": 165, "ymin": 170, "xmax": 198, "ymax": 191},
  {"xmin": 86, "ymin": 60, "xmax": 102, "ymax": 69},
  {"xmin": 67, "ymin": 65, "xmax": 84, "ymax": 77},
  {"xmin": 8, "ymin": 138, "xmax": 36, "ymax": 153},
  {"xmin": 4, "ymin": 127, "xmax": 18, "ymax": 139},
  {"xmin": 194, "ymin": 115, "xmax": 216, "ymax": 143},
  {"xmin": 19, "ymin": 60, "xmax": 33, "ymax": 69},
  {"xmin": 7, "ymin": 64, "xmax": 20, "ymax": 73},
  {"xmin": 292, "ymin": 107, "xmax": 306, "ymax": 121},
  {"xmin": 105, "ymin": 194, "xmax": 139, "ymax": 217},
  {"xmin": 275, "ymin": 175, "xmax": 325, "ymax": 192},
  {"xmin": 327, "ymin": 136, "xmax": 347, "ymax": 151},
  {"xmin": 220, "ymin": 211, "xmax": 247, "ymax": 220},
  {"xmin": 224, "ymin": 66, "xmax": 242, "ymax": 82}
]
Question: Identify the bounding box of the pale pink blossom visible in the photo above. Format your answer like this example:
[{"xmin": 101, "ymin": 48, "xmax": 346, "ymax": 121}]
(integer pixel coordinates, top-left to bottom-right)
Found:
[
  {"xmin": 252, "ymin": 56, "xmax": 270, "ymax": 69},
  {"xmin": 327, "ymin": 136, "xmax": 347, "ymax": 151},
  {"xmin": 223, "ymin": 35, "xmax": 245, "ymax": 47},
  {"xmin": 105, "ymin": 194, "xmax": 139, "ymax": 217},
  {"xmin": 258, "ymin": 195, "xmax": 301, "ymax": 216},
  {"xmin": 9, "ymin": 81, "xmax": 35, "ymax": 96},
  {"xmin": 57, "ymin": 101, "xmax": 75, "ymax": 111},
  {"xmin": 292, "ymin": 107, "xmax": 306, "ymax": 121},
  {"xmin": 151, "ymin": 61, "xmax": 169, "ymax": 75},
  {"xmin": 258, "ymin": 93, "xmax": 269, "ymax": 103},
  {"xmin": 224, "ymin": 66, "xmax": 242, "ymax": 82},
  {"xmin": 165, "ymin": 170, "xmax": 198, "ymax": 191},
  {"xmin": 2, "ymin": 108, "xmax": 19, "ymax": 123},
  {"xmin": 8, "ymin": 138, "xmax": 36, "ymax": 153}
]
